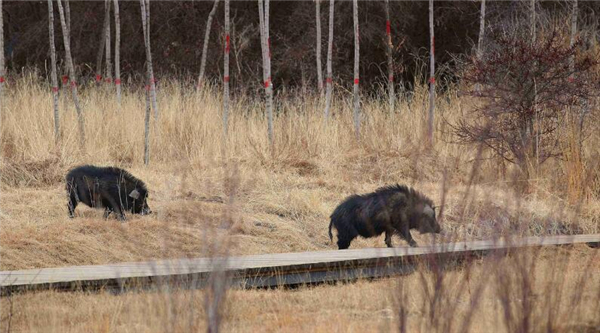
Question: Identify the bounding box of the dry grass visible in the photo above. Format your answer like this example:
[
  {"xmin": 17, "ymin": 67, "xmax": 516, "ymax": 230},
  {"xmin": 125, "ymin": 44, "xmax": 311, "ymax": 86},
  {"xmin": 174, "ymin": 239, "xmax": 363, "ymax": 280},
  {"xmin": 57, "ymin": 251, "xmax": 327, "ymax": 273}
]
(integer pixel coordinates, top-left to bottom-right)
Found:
[
  {"xmin": 0, "ymin": 247, "xmax": 597, "ymax": 333},
  {"xmin": 0, "ymin": 72, "xmax": 599, "ymax": 332}
]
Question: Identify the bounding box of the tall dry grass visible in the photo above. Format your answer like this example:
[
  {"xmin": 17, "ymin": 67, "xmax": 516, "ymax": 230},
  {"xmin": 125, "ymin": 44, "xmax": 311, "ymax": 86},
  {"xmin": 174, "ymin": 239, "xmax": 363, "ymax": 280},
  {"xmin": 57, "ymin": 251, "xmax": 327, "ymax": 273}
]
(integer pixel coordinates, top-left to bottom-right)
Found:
[
  {"xmin": 0, "ymin": 70, "xmax": 599, "ymax": 269},
  {"xmin": 0, "ymin": 68, "xmax": 599, "ymax": 332}
]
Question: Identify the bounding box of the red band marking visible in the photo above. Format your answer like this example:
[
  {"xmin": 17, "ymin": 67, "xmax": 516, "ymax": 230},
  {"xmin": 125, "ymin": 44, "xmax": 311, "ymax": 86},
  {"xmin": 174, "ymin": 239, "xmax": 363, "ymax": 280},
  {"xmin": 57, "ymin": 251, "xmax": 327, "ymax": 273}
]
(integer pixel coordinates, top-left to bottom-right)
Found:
[
  {"xmin": 71, "ymin": 80, "xmax": 77, "ymax": 87},
  {"xmin": 0, "ymin": 77, "xmax": 4, "ymax": 83},
  {"xmin": 388, "ymin": 75, "xmax": 394, "ymax": 82},
  {"xmin": 115, "ymin": 79, "xmax": 121, "ymax": 85},
  {"xmin": 224, "ymin": 76, "xmax": 230, "ymax": 83},
  {"xmin": 95, "ymin": 74, "xmax": 102, "ymax": 82},
  {"xmin": 264, "ymin": 79, "xmax": 270, "ymax": 88},
  {"xmin": 150, "ymin": 77, "xmax": 157, "ymax": 84},
  {"xmin": 62, "ymin": 76, "xmax": 69, "ymax": 84},
  {"xmin": 429, "ymin": 77, "xmax": 435, "ymax": 84},
  {"xmin": 145, "ymin": 85, "xmax": 150, "ymax": 91},
  {"xmin": 354, "ymin": 78, "xmax": 359, "ymax": 85},
  {"xmin": 225, "ymin": 35, "xmax": 230, "ymax": 53},
  {"xmin": 326, "ymin": 77, "xmax": 332, "ymax": 83},
  {"xmin": 52, "ymin": 86, "xmax": 59, "ymax": 92},
  {"xmin": 386, "ymin": 20, "xmax": 391, "ymax": 36}
]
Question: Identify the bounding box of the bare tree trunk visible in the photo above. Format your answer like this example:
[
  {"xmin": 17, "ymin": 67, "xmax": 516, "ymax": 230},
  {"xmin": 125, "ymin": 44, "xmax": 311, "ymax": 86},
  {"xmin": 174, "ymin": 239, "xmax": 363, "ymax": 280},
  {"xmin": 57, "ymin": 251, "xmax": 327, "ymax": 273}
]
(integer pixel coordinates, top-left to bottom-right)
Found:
[
  {"xmin": 315, "ymin": 0, "xmax": 324, "ymax": 95},
  {"xmin": 114, "ymin": 0, "xmax": 121, "ymax": 102},
  {"xmin": 323, "ymin": 0, "xmax": 334, "ymax": 119},
  {"xmin": 57, "ymin": 0, "xmax": 85, "ymax": 148},
  {"xmin": 144, "ymin": 86, "xmax": 151, "ymax": 165},
  {"xmin": 569, "ymin": 0, "xmax": 578, "ymax": 73},
  {"xmin": 64, "ymin": 0, "xmax": 71, "ymax": 34},
  {"xmin": 140, "ymin": 0, "xmax": 159, "ymax": 119},
  {"xmin": 477, "ymin": 0, "xmax": 486, "ymax": 59},
  {"xmin": 427, "ymin": 0, "xmax": 435, "ymax": 144},
  {"xmin": 258, "ymin": 0, "xmax": 274, "ymax": 147},
  {"xmin": 384, "ymin": 0, "xmax": 394, "ymax": 113},
  {"xmin": 0, "ymin": 0, "xmax": 4, "ymax": 139},
  {"xmin": 352, "ymin": 0, "xmax": 360, "ymax": 139},
  {"xmin": 48, "ymin": 0, "xmax": 60, "ymax": 143},
  {"xmin": 265, "ymin": 0, "xmax": 273, "ymax": 148},
  {"xmin": 104, "ymin": 0, "xmax": 112, "ymax": 84},
  {"xmin": 530, "ymin": 0, "xmax": 536, "ymax": 44},
  {"xmin": 198, "ymin": 0, "xmax": 221, "ymax": 90},
  {"xmin": 96, "ymin": 2, "xmax": 109, "ymax": 85},
  {"xmin": 531, "ymin": 0, "xmax": 538, "ymax": 168},
  {"xmin": 223, "ymin": 0, "xmax": 230, "ymax": 137}
]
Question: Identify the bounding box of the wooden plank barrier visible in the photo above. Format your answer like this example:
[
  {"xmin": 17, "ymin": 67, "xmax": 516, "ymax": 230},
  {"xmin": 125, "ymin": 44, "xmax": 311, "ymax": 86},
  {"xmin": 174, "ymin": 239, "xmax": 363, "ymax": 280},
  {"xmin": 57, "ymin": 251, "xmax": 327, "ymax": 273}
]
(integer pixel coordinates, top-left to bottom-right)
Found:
[{"xmin": 1, "ymin": 234, "xmax": 598, "ymax": 295}]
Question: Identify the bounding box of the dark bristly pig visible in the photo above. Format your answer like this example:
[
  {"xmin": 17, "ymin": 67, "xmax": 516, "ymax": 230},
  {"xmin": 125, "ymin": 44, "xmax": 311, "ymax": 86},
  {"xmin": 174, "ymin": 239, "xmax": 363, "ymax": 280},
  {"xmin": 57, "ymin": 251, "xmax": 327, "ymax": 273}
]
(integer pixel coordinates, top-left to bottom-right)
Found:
[
  {"xmin": 65, "ymin": 165, "xmax": 152, "ymax": 221},
  {"xmin": 328, "ymin": 184, "xmax": 441, "ymax": 249}
]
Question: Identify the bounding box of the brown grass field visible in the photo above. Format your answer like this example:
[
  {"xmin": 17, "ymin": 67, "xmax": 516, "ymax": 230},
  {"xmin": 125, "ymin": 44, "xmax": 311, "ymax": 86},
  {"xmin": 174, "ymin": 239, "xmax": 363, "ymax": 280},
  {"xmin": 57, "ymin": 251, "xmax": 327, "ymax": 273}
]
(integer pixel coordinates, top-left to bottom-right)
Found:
[{"xmin": 0, "ymin": 71, "xmax": 599, "ymax": 332}]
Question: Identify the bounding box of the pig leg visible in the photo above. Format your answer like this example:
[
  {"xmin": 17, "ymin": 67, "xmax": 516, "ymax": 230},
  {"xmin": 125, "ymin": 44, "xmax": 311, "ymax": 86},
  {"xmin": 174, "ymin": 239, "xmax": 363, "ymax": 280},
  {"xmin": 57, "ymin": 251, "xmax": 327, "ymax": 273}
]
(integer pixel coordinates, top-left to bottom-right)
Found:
[
  {"xmin": 66, "ymin": 182, "xmax": 78, "ymax": 218},
  {"xmin": 398, "ymin": 213, "xmax": 417, "ymax": 247},
  {"xmin": 67, "ymin": 192, "xmax": 78, "ymax": 218},
  {"xmin": 103, "ymin": 191, "xmax": 126, "ymax": 221},
  {"xmin": 337, "ymin": 238, "xmax": 352, "ymax": 250},
  {"xmin": 103, "ymin": 208, "xmax": 113, "ymax": 219},
  {"xmin": 384, "ymin": 230, "xmax": 394, "ymax": 248}
]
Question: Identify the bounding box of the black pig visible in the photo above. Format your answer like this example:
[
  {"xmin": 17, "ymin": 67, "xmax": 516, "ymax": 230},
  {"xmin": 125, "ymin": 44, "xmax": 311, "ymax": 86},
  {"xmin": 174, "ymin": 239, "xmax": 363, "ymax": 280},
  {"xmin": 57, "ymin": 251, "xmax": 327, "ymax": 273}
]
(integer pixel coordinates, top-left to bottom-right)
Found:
[
  {"xmin": 66, "ymin": 165, "xmax": 151, "ymax": 221},
  {"xmin": 328, "ymin": 184, "xmax": 441, "ymax": 249}
]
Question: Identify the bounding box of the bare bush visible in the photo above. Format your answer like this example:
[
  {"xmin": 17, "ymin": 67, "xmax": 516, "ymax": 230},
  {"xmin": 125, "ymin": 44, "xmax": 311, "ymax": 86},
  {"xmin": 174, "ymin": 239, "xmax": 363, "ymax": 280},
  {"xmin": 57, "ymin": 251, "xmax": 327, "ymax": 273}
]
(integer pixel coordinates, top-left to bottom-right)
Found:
[{"xmin": 457, "ymin": 29, "xmax": 600, "ymax": 180}]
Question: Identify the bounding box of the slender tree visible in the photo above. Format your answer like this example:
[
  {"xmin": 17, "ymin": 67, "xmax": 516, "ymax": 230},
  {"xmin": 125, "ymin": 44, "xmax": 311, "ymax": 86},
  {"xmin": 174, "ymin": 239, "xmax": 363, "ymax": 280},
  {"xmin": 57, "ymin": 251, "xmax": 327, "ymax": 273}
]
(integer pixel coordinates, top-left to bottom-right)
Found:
[
  {"xmin": 48, "ymin": 0, "xmax": 60, "ymax": 143},
  {"xmin": 384, "ymin": 0, "xmax": 394, "ymax": 113},
  {"xmin": 315, "ymin": 0, "xmax": 324, "ymax": 95},
  {"xmin": 530, "ymin": 0, "xmax": 536, "ymax": 44},
  {"xmin": 223, "ymin": 0, "xmax": 230, "ymax": 137},
  {"xmin": 104, "ymin": 0, "xmax": 112, "ymax": 84},
  {"xmin": 95, "ymin": 2, "xmax": 109, "ymax": 85},
  {"xmin": 0, "ymin": 0, "xmax": 4, "ymax": 137},
  {"xmin": 531, "ymin": 0, "xmax": 538, "ymax": 165},
  {"xmin": 477, "ymin": 0, "xmax": 486, "ymax": 59},
  {"xmin": 64, "ymin": 0, "xmax": 70, "ymax": 34},
  {"xmin": 140, "ymin": 0, "xmax": 159, "ymax": 119},
  {"xmin": 427, "ymin": 0, "xmax": 435, "ymax": 144},
  {"xmin": 569, "ymin": 0, "xmax": 578, "ymax": 73},
  {"xmin": 323, "ymin": 0, "xmax": 334, "ymax": 119},
  {"xmin": 114, "ymin": 0, "xmax": 121, "ymax": 102},
  {"xmin": 144, "ymin": 86, "xmax": 151, "ymax": 165},
  {"xmin": 57, "ymin": 0, "xmax": 85, "ymax": 148},
  {"xmin": 352, "ymin": 0, "xmax": 360, "ymax": 139},
  {"xmin": 258, "ymin": 0, "xmax": 274, "ymax": 147},
  {"xmin": 198, "ymin": 0, "xmax": 221, "ymax": 90}
]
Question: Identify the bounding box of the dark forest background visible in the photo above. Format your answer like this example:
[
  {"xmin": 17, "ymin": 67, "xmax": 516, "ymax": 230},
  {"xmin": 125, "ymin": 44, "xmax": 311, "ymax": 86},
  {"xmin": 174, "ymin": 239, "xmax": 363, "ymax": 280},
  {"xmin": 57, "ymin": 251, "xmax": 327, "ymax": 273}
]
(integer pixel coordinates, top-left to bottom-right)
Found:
[{"xmin": 3, "ymin": 1, "xmax": 599, "ymax": 94}]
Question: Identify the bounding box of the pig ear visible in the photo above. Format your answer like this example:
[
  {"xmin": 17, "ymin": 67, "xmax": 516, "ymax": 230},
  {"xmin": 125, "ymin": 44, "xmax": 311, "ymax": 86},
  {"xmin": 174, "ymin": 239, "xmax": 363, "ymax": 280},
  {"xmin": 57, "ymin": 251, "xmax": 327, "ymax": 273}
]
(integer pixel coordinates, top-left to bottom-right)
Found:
[
  {"xmin": 129, "ymin": 189, "xmax": 140, "ymax": 200},
  {"xmin": 423, "ymin": 205, "xmax": 435, "ymax": 218}
]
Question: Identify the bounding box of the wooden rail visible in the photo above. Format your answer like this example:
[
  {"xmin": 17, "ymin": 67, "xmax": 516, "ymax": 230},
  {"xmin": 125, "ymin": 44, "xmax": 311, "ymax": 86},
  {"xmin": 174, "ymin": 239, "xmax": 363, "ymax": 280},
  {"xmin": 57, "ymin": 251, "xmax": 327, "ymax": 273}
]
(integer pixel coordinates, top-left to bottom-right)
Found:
[{"xmin": 1, "ymin": 234, "xmax": 598, "ymax": 295}]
